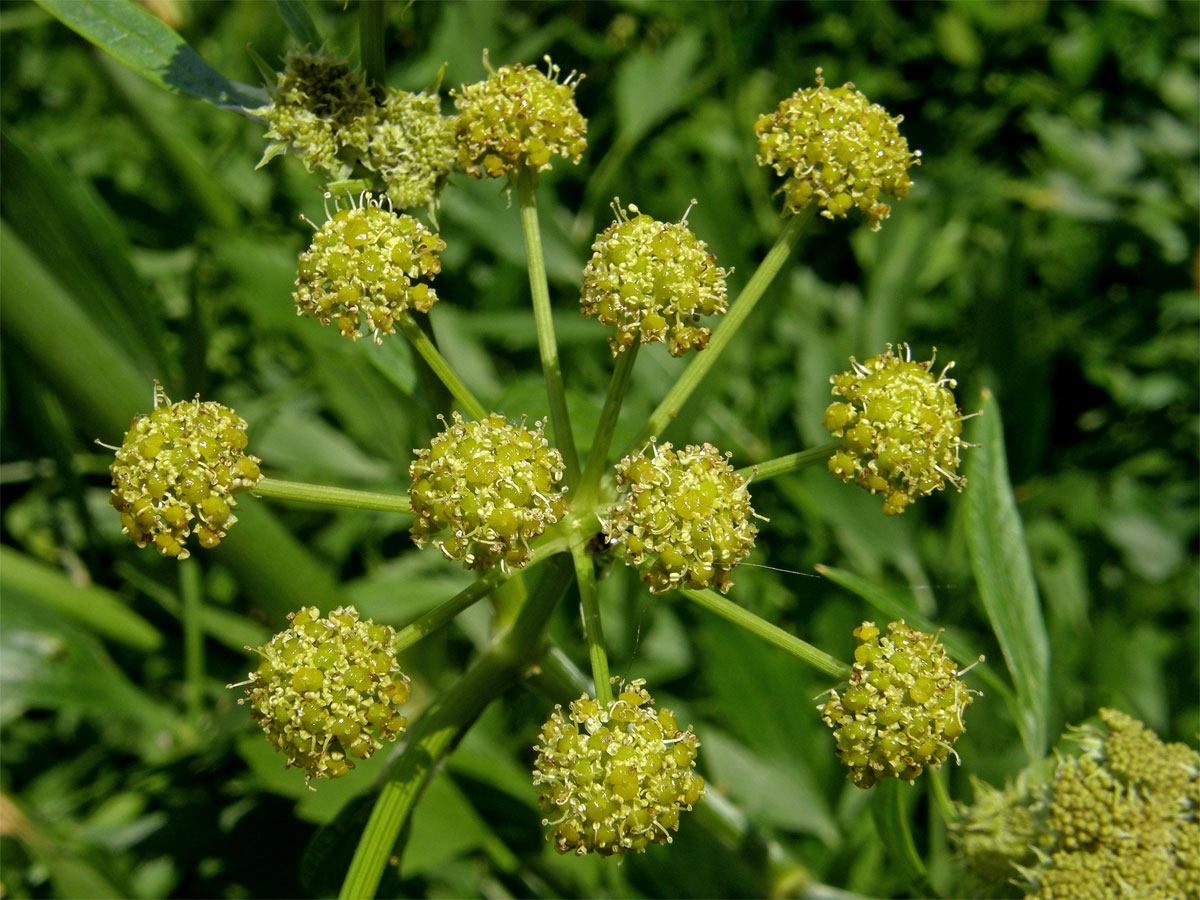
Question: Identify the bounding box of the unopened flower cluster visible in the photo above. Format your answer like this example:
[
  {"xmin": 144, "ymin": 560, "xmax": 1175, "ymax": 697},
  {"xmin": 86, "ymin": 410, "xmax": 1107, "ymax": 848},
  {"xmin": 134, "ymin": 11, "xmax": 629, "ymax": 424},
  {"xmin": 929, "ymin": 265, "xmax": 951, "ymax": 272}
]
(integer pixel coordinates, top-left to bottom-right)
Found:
[
  {"xmin": 955, "ymin": 709, "xmax": 1200, "ymax": 900},
  {"xmin": 755, "ymin": 69, "xmax": 919, "ymax": 230},
  {"xmin": 818, "ymin": 620, "xmax": 975, "ymax": 788},
  {"xmin": 606, "ymin": 442, "xmax": 758, "ymax": 594},
  {"xmin": 823, "ymin": 344, "xmax": 967, "ymax": 516},
  {"xmin": 581, "ymin": 202, "xmax": 730, "ymax": 356},
  {"xmin": 294, "ymin": 196, "xmax": 445, "ymax": 342},
  {"xmin": 108, "ymin": 384, "xmax": 261, "ymax": 559},
  {"xmin": 239, "ymin": 606, "xmax": 410, "ymax": 786},
  {"xmin": 409, "ymin": 413, "xmax": 566, "ymax": 571},
  {"xmin": 453, "ymin": 57, "xmax": 587, "ymax": 178},
  {"xmin": 256, "ymin": 51, "xmax": 456, "ymax": 208},
  {"xmin": 532, "ymin": 680, "xmax": 704, "ymax": 856}
]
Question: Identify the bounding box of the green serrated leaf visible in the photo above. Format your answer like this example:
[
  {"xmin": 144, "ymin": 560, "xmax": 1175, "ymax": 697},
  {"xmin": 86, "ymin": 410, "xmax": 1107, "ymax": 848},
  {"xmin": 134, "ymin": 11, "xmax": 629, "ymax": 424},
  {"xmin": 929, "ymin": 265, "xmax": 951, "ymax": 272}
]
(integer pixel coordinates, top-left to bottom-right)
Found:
[
  {"xmin": 963, "ymin": 388, "xmax": 1050, "ymax": 761},
  {"xmin": 37, "ymin": 0, "xmax": 265, "ymax": 109}
]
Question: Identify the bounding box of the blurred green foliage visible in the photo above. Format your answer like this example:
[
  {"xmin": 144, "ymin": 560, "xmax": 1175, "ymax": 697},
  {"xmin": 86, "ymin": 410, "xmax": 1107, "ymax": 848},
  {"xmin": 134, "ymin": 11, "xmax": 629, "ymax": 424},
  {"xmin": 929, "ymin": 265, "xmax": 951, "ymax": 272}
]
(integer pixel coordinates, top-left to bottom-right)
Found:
[{"xmin": 1, "ymin": 1, "xmax": 1196, "ymax": 898}]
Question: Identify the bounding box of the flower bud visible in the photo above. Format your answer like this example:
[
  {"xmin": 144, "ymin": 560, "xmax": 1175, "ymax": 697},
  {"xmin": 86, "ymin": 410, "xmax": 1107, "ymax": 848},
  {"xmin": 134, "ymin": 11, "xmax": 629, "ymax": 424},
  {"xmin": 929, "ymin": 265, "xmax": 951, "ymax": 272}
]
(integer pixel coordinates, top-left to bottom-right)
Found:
[
  {"xmin": 581, "ymin": 201, "xmax": 730, "ymax": 356},
  {"xmin": 254, "ymin": 50, "xmax": 377, "ymax": 177},
  {"xmin": 367, "ymin": 89, "xmax": 458, "ymax": 210},
  {"xmin": 532, "ymin": 679, "xmax": 704, "ymax": 856},
  {"xmin": 754, "ymin": 69, "xmax": 919, "ymax": 230},
  {"xmin": 294, "ymin": 193, "xmax": 445, "ymax": 342},
  {"xmin": 107, "ymin": 383, "xmax": 262, "ymax": 559},
  {"xmin": 453, "ymin": 55, "xmax": 587, "ymax": 178},
  {"xmin": 823, "ymin": 343, "xmax": 970, "ymax": 515},
  {"xmin": 605, "ymin": 442, "xmax": 758, "ymax": 594},
  {"xmin": 409, "ymin": 412, "xmax": 566, "ymax": 571},
  {"xmin": 954, "ymin": 709, "xmax": 1200, "ymax": 899},
  {"xmin": 818, "ymin": 620, "xmax": 976, "ymax": 788},
  {"xmin": 237, "ymin": 606, "xmax": 409, "ymax": 786}
]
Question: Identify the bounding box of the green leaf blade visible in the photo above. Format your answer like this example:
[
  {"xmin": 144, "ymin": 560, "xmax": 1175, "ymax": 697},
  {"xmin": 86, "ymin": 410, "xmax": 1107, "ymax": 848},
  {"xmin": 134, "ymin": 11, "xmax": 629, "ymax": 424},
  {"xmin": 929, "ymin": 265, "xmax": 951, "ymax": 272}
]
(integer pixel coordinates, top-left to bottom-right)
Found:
[
  {"xmin": 37, "ymin": 0, "xmax": 265, "ymax": 109},
  {"xmin": 962, "ymin": 388, "xmax": 1051, "ymax": 761}
]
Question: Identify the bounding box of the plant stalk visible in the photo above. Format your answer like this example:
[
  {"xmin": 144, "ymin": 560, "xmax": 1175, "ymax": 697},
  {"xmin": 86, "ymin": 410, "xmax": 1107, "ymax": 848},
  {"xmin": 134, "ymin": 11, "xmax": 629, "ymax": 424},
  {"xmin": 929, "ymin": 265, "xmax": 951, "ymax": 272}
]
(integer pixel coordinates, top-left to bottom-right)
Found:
[
  {"xmin": 359, "ymin": 0, "xmax": 386, "ymax": 96},
  {"xmin": 516, "ymin": 165, "xmax": 580, "ymax": 485},
  {"xmin": 736, "ymin": 441, "xmax": 841, "ymax": 483},
  {"xmin": 250, "ymin": 477, "xmax": 412, "ymax": 514},
  {"xmin": 180, "ymin": 559, "xmax": 204, "ymax": 719},
  {"xmin": 679, "ymin": 587, "xmax": 850, "ymax": 680},
  {"xmin": 396, "ymin": 311, "xmax": 488, "ymax": 420},
  {"xmin": 339, "ymin": 555, "xmax": 574, "ymax": 899},
  {"xmin": 577, "ymin": 340, "xmax": 639, "ymax": 508},
  {"xmin": 624, "ymin": 207, "xmax": 814, "ymax": 454},
  {"xmin": 569, "ymin": 538, "xmax": 613, "ymax": 705}
]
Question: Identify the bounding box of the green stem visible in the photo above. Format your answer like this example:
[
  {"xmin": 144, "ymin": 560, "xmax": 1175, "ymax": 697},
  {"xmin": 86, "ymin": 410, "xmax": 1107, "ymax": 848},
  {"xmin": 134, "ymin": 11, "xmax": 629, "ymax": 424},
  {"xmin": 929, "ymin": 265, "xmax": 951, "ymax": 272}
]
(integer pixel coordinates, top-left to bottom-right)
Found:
[
  {"xmin": 624, "ymin": 208, "xmax": 814, "ymax": 454},
  {"xmin": 339, "ymin": 555, "xmax": 574, "ymax": 899},
  {"xmin": 736, "ymin": 441, "xmax": 841, "ymax": 483},
  {"xmin": 569, "ymin": 538, "xmax": 612, "ymax": 705},
  {"xmin": 250, "ymin": 477, "xmax": 411, "ymax": 514},
  {"xmin": 679, "ymin": 587, "xmax": 850, "ymax": 680},
  {"xmin": 396, "ymin": 311, "xmax": 488, "ymax": 420},
  {"xmin": 180, "ymin": 559, "xmax": 204, "ymax": 719},
  {"xmin": 359, "ymin": 0, "xmax": 386, "ymax": 95},
  {"xmin": 577, "ymin": 341, "xmax": 639, "ymax": 508},
  {"xmin": 516, "ymin": 165, "xmax": 580, "ymax": 485}
]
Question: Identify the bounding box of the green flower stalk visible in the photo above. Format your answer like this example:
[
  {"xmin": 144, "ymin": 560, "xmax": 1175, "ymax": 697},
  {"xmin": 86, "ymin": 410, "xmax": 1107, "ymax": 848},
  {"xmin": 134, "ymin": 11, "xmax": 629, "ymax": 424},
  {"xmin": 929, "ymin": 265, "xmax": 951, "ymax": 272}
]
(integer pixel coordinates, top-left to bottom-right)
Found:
[
  {"xmin": 367, "ymin": 89, "xmax": 458, "ymax": 210},
  {"xmin": 818, "ymin": 620, "xmax": 978, "ymax": 789},
  {"xmin": 236, "ymin": 606, "xmax": 410, "ymax": 787},
  {"xmin": 453, "ymin": 55, "xmax": 587, "ymax": 178},
  {"xmin": 580, "ymin": 200, "xmax": 730, "ymax": 356},
  {"xmin": 254, "ymin": 50, "xmax": 377, "ymax": 177},
  {"xmin": 954, "ymin": 709, "xmax": 1200, "ymax": 900},
  {"xmin": 532, "ymin": 680, "xmax": 705, "ymax": 856},
  {"xmin": 605, "ymin": 442, "xmax": 760, "ymax": 594},
  {"xmin": 755, "ymin": 68, "xmax": 919, "ymax": 230},
  {"xmin": 107, "ymin": 383, "xmax": 262, "ymax": 559},
  {"xmin": 823, "ymin": 344, "xmax": 970, "ymax": 516},
  {"xmin": 409, "ymin": 412, "xmax": 567, "ymax": 571},
  {"xmin": 294, "ymin": 193, "xmax": 445, "ymax": 342}
]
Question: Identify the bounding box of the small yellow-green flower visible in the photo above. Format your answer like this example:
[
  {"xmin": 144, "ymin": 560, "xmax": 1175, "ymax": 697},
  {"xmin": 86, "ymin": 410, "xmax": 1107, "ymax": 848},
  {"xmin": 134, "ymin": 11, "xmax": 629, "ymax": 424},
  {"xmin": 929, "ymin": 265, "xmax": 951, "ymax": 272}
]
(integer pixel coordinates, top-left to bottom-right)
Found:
[
  {"xmin": 409, "ymin": 412, "xmax": 567, "ymax": 571},
  {"xmin": 580, "ymin": 201, "xmax": 730, "ymax": 356},
  {"xmin": 367, "ymin": 89, "xmax": 458, "ymax": 209},
  {"xmin": 755, "ymin": 68, "xmax": 919, "ymax": 230},
  {"xmin": 823, "ymin": 343, "xmax": 969, "ymax": 516},
  {"xmin": 294, "ymin": 193, "xmax": 445, "ymax": 342},
  {"xmin": 532, "ymin": 680, "xmax": 705, "ymax": 856},
  {"xmin": 254, "ymin": 50, "xmax": 377, "ymax": 177},
  {"xmin": 818, "ymin": 620, "xmax": 977, "ymax": 789},
  {"xmin": 107, "ymin": 383, "xmax": 262, "ymax": 559},
  {"xmin": 605, "ymin": 442, "xmax": 759, "ymax": 594},
  {"xmin": 453, "ymin": 55, "xmax": 587, "ymax": 178},
  {"xmin": 237, "ymin": 606, "xmax": 410, "ymax": 786}
]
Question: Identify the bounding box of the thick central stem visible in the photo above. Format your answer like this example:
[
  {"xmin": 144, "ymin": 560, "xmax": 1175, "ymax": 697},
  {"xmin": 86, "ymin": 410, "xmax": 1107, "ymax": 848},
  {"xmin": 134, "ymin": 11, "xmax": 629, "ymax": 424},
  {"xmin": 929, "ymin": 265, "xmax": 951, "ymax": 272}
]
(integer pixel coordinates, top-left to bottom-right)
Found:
[{"xmin": 516, "ymin": 165, "xmax": 581, "ymax": 486}]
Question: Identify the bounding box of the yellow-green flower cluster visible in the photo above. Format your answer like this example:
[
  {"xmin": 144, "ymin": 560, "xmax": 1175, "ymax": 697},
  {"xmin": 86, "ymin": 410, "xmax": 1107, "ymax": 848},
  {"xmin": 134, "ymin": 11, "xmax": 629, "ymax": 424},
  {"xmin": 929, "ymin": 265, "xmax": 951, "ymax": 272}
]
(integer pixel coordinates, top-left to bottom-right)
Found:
[
  {"xmin": 606, "ymin": 442, "xmax": 758, "ymax": 594},
  {"xmin": 238, "ymin": 606, "xmax": 410, "ymax": 786},
  {"xmin": 368, "ymin": 89, "xmax": 458, "ymax": 209},
  {"xmin": 818, "ymin": 620, "xmax": 976, "ymax": 789},
  {"xmin": 754, "ymin": 68, "xmax": 919, "ymax": 230},
  {"xmin": 580, "ymin": 201, "xmax": 730, "ymax": 356},
  {"xmin": 409, "ymin": 413, "xmax": 567, "ymax": 571},
  {"xmin": 294, "ymin": 194, "xmax": 445, "ymax": 342},
  {"xmin": 955, "ymin": 709, "xmax": 1200, "ymax": 900},
  {"xmin": 823, "ymin": 344, "xmax": 968, "ymax": 516},
  {"xmin": 108, "ymin": 384, "xmax": 261, "ymax": 559},
  {"xmin": 532, "ymin": 680, "xmax": 705, "ymax": 856},
  {"xmin": 255, "ymin": 50, "xmax": 377, "ymax": 177},
  {"xmin": 453, "ymin": 56, "xmax": 587, "ymax": 178}
]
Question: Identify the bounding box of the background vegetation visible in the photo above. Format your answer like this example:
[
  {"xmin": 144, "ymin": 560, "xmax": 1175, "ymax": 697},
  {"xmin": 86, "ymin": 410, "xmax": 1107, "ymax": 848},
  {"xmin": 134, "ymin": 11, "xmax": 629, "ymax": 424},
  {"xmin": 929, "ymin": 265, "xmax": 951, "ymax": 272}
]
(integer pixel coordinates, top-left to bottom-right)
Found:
[{"xmin": 1, "ymin": 1, "xmax": 1196, "ymax": 897}]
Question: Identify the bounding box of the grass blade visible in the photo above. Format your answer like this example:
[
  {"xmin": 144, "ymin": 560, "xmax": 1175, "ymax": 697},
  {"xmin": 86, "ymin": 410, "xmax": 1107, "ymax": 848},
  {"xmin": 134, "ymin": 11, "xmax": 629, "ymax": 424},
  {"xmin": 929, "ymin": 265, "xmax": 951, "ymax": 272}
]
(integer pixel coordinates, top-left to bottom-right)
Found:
[{"xmin": 962, "ymin": 388, "xmax": 1050, "ymax": 761}]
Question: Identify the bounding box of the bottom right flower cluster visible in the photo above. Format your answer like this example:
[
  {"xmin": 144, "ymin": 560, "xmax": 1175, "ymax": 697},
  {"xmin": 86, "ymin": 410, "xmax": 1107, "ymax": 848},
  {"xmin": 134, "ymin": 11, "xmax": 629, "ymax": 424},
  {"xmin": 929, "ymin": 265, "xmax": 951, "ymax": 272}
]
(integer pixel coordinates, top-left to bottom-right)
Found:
[{"xmin": 954, "ymin": 708, "xmax": 1200, "ymax": 899}]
